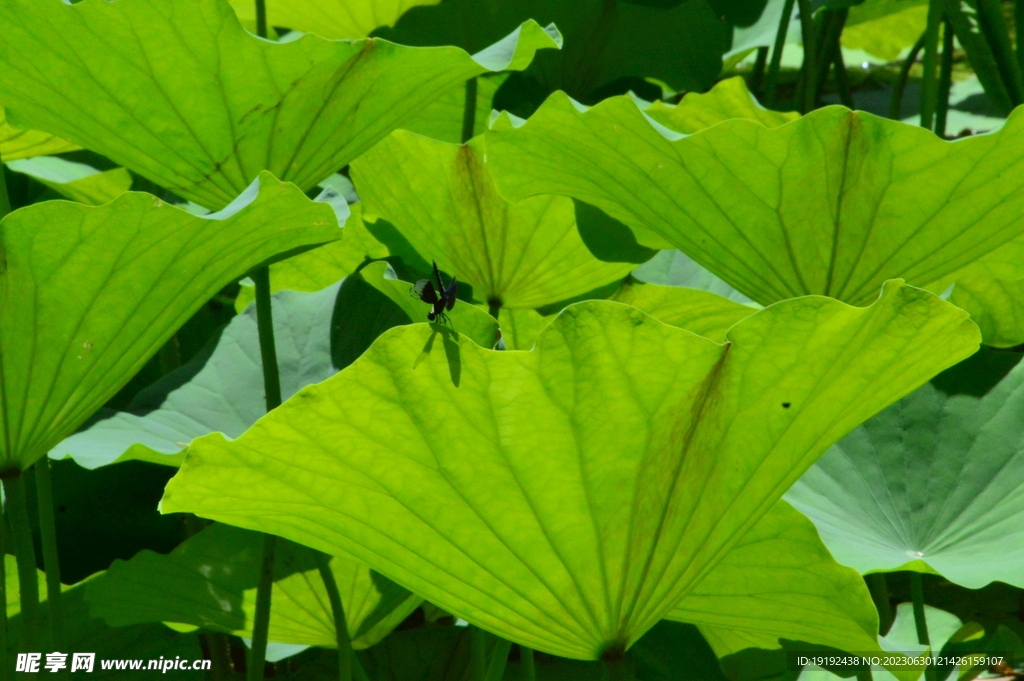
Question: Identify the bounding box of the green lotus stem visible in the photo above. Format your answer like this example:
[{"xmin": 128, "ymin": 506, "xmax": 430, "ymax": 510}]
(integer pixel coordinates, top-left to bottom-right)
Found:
[
  {"xmin": 935, "ymin": 18, "xmax": 955, "ymax": 137},
  {"xmin": 750, "ymin": 46, "xmax": 769, "ymax": 96},
  {"xmin": 34, "ymin": 458, "xmax": 64, "ymax": 656},
  {"xmin": 248, "ymin": 533, "xmax": 276, "ymax": 681},
  {"xmin": 487, "ymin": 300, "xmax": 501, "ymax": 321},
  {"xmin": 462, "ymin": 77, "xmax": 478, "ymax": 144},
  {"xmin": 314, "ymin": 552, "xmax": 357, "ymax": 681},
  {"xmin": 832, "ymin": 40, "xmax": 854, "ymax": 108},
  {"xmin": 470, "ymin": 627, "xmax": 488, "ymax": 681},
  {"xmin": 865, "ymin": 572, "xmax": 894, "ymax": 635},
  {"xmin": 888, "ymin": 32, "xmax": 926, "ymax": 119},
  {"xmin": 520, "ymin": 646, "xmax": 535, "ymax": 681},
  {"xmin": 813, "ymin": 10, "xmax": 846, "ymax": 101},
  {"xmin": 764, "ymin": 0, "xmax": 797, "ymax": 105},
  {"xmin": 254, "ymin": 0, "xmax": 267, "ymax": 39},
  {"xmin": 910, "ymin": 572, "xmax": 937, "ymax": 681},
  {"xmin": 974, "ymin": 0, "xmax": 1024, "ymax": 106},
  {"xmin": 485, "ymin": 637, "xmax": 512, "ymax": 681},
  {"xmin": 919, "ymin": 0, "xmax": 944, "ymax": 129},
  {"xmin": 0, "ymin": 165, "xmax": 10, "ymax": 219},
  {"xmin": 4, "ymin": 475, "xmax": 39, "ymax": 652},
  {"xmin": 0, "ymin": 485, "xmax": 9, "ymax": 681},
  {"xmin": 796, "ymin": 0, "xmax": 818, "ymax": 113}
]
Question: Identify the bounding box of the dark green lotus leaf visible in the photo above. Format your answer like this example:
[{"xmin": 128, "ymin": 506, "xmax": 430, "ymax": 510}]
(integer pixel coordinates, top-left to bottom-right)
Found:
[
  {"xmin": 785, "ymin": 348, "xmax": 1024, "ymax": 589},
  {"xmin": 161, "ymin": 282, "xmax": 977, "ymax": 660},
  {"xmin": 351, "ymin": 131, "xmax": 634, "ymax": 309},
  {"xmin": 376, "ymin": 0, "xmax": 730, "ymax": 103},
  {"xmin": 7, "ymin": 156, "xmax": 131, "ymax": 206},
  {"xmin": 86, "ymin": 523, "xmax": 420, "ymax": 649},
  {"xmin": 0, "ymin": 171, "xmax": 340, "ymax": 472},
  {"xmin": 487, "ymin": 93, "xmax": 1024, "ymax": 306},
  {"xmin": 0, "ymin": 107, "xmax": 80, "ymax": 161},
  {"xmin": 54, "ymin": 263, "xmax": 498, "ymax": 469},
  {"xmin": 0, "ymin": 0, "xmax": 560, "ymax": 210}
]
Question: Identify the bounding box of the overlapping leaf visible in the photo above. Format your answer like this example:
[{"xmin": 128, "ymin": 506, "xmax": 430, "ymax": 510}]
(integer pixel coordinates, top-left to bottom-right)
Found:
[
  {"xmin": 228, "ymin": 0, "xmax": 440, "ymax": 39},
  {"xmin": 0, "ymin": 172, "xmax": 340, "ymax": 473},
  {"xmin": 351, "ymin": 132, "xmax": 634, "ymax": 309},
  {"xmin": 162, "ymin": 282, "xmax": 977, "ymax": 660},
  {"xmin": 0, "ymin": 0, "xmax": 560, "ymax": 210},
  {"xmin": 0, "ymin": 107, "xmax": 79, "ymax": 161},
  {"xmin": 486, "ymin": 90, "xmax": 1024, "ymax": 306},
  {"xmin": 55, "ymin": 263, "xmax": 498, "ymax": 469},
  {"xmin": 786, "ymin": 349, "xmax": 1024, "ymax": 589},
  {"xmin": 86, "ymin": 523, "xmax": 420, "ymax": 649},
  {"xmin": 7, "ymin": 156, "xmax": 131, "ymax": 206}
]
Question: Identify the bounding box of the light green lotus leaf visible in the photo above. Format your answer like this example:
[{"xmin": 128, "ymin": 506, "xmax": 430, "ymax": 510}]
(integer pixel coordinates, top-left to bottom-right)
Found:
[
  {"xmin": 641, "ymin": 77, "xmax": 798, "ymax": 134},
  {"xmin": 610, "ymin": 279, "xmax": 757, "ymax": 344},
  {"xmin": 6, "ymin": 156, "xmax": 131, "ymax": 206},
  {"xmin": 669, "ymin": 500, "xmax": 881, "ymax": 661},
  {"xmin": 161, "ymin": 281, "xmax": 978, "ymax": 660},
  {"xmin": 56, "ymin": 263, "xmax": 497, "ymax": 470},
  {"xmin": 841, "ymin": 2, "xmax": 928, "ymax": 61},
  {"xmin": 494, "ymin": 307, "xmax": 552, "ymax": 351},
  {"xmin": 0, "ymin": 107, "xmax": 80, "ymax": 161},
  {"xmin": 234, "ymin": 194, "xmax": 385, "ymax": 312},
  {"xmin": 487, "ymin": 95, "xmax": 1024, "ymax": 306},
  {"xmin": 86, "ymin": 523, "xmax": 420, "ymax": 649},
  {"xmin": 785, "ymin": 348, "xmax": 1024, "ymax": 589},
  {"xmin": 0, "ymin": 0, "xmax": 560, "ymax": 211},
  {"xmin": 402, "ymin": 74, "xmax": 508, "ymax": 145},
  {"xmin": 229, "ymin": 0, "xmax": 440, "ymax": 39},
  {"xmin": 350, "ymin": 131, "xmax": 633, "ymax": 310},
  {"xmin": 948, "ymin": 276, "xmax": 1024, "ymax": 348},
  {"xmin": 0, "ymin": 171, "xmax": 340, "ymax": 473},
  {"xmin": 377, "ymin": 0, "xmax": 730, "ymax": 102}
]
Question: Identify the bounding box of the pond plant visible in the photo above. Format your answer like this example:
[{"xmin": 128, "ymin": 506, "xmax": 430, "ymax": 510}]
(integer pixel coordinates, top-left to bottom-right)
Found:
[{"xmin": 1, "ymin": 0, "xmax": 1023, "ymax": 680}]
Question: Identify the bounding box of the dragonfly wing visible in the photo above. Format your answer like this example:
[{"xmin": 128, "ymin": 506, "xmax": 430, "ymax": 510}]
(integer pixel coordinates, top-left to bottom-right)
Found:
[
  {"xmin": 414, "ymin": 279, "xmax": 439, "ymax": 304},
  {"xmin": 444, "ymin": 277, "xmax": 458, "ymax": 311}
]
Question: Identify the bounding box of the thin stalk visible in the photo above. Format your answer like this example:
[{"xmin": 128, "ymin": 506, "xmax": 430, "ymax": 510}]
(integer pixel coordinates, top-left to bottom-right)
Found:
[
  {"xmin": 833, "ymin": 40, "xmax": 854, "ymax": 108},
  {"xmin": 487, "ymin": 300, "xmax": 501, "ymax": 321},
  {"xmin": 484, "ymin": 637, "xmax": 511, "ymax": 681},
  {"xmin": 910, "ymin": 572, "xmax": 937, "ymax": 681},
  {"xmin": 866, "ymin": 572, "xmax": 894, "ymax": 635},
  {"xmin": 462, "ymin": 77, "xmax": 478, "ymax": 144},
  {"xmin": 314, "ymin": 552, "xmax": 355, "ymax": 681},
  {"xmin": 750, "ymin": 46, "xmax": 769, "ymax": 95},
  {"xmin": 919, "ymin": 0, "xmax": 945, "ymax": 129},
  {"xmin": 889, "ymin": 32, "xmax": 927, "ymax": 119},
  {"xmin": 255, "ymin": 0, "xmax": 267, "ymax": 39},
  {"xmin": 247, "ymin": 534, "xmax": 276, "ymax": 681},
  {"xmin": 520, "ymin": 647, "xmax": 535, "ymax": 681},
  {"xmin": 813, "ymin": 10, "xmax": 847, "ymax": 101},
  {"xmin": 935, "ymin": 18, "xmax": 955, "ymax": 137},
  {"xmin": 0, "ymin": 165, "xmax": 10, "ymax": 219},
  {"xmin": 764, "ymin": 0, "xmax": 797, "ymax": 105},
  {"xmin": 1017, "ymin": 0, "xmax": 1024, "ymax": 78},
  {"xmin": 34, "ymin": 459, "xmax": 63, "ymax": 656},
  {"xmin": 4, "ymin": 476, "xmax": 38, "ymax": 652},
  {"xmin": 0, "ymin": 486, "xmax": 8, "ymax": 681},
  {"xmin": 470, "ymin": 627, "xmax": 488, "ymax": 680},
  {"xmin": 796, "ymin": 0, "xmax": 818, "ymax": 113},
  {"xmin": 248, "ymin": 266, "xmax": 283, "ymax": 681}
]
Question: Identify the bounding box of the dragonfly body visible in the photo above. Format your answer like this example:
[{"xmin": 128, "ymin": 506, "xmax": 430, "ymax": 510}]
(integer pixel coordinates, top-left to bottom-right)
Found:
[{"xmin": 414, "ymin": 261, "xmax": 458, "ymax": 324}]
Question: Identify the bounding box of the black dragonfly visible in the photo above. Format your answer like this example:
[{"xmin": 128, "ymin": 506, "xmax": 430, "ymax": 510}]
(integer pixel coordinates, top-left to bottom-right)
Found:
[{"xmin": 413, "ymin": 261, "xmax": 458, "ymax": 325}]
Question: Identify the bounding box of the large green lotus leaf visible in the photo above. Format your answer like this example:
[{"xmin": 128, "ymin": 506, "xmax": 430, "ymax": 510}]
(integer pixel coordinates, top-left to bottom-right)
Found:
[
  {"xmin": 947, "ymin": 276, "xmax": 1024, "ymax": 348},
  {"xmin": 7, "ymin": 156, "xmax": 131, "ymax": 206},
  {"xmin": 402, "ymin": 74, "xmax": 508, "ymax": 145},
  {"xmin": 161, "ymin": 282, "xmax": 978, "ymax": 660},
  {"xmin": 669, "ymin": 500, "xmax": 881, "ymax": 661},
  {"xmin": 641, "ymin": 77, "xmax": 797, "ymax": 134},
  {"xmin": 377, "ymin": 0, "xmax": 729, "ymax": 102},
  {"xmin": 486, "ymin": 95, "xmax": 1024, "ymax": 307},
  {"xmin": 633, "ymin": 250, "xmax": 754, "ymax": 306},
  {"xmin": 351, "ymin": 131, "xmax": 633, "ymax": 309},
  {"xmin": 55, "ymin": 264, "xmax": 498, "ymax": 470},
  {"xmin": 0, "ymin": 107, "xmax": 79, "ymax": 161},
  {"xmin": 610, "ymin": 279, "xmax": 757, "ymax": 344},
  {"xmin": 0, "ymin": 0, "xmax": 560, "ymax": 211},
  {"xmin": 86, "ymin": 523, "xmax": 420, "ymax": 649},
  {"xmin": 229, "ymin": 0, "xmax": 439, "ymax": 39},
  {"xmin": 841, "ymin": 2, "xmax": 928, "ymax": 61},
  {"xmin": 0, "ymin": 172, "xmax": 340, "ymax": 473},
  {"xmin": 785, "ymin": 348, "xmax": 1024, "ymax": 589}
]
